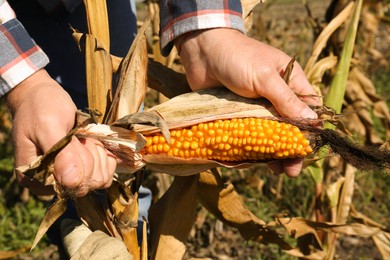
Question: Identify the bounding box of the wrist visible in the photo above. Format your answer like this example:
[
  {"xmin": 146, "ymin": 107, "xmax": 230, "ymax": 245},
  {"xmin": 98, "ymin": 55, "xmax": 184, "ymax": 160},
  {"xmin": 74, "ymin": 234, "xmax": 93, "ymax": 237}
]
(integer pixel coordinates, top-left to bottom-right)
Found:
[
  {"xmin": 176, "ymin": 28, "xmax": 243, "ymax": 55},
  {"xmin": 6, "ymin": 69, "xmax": 58, "ymax": 115}
]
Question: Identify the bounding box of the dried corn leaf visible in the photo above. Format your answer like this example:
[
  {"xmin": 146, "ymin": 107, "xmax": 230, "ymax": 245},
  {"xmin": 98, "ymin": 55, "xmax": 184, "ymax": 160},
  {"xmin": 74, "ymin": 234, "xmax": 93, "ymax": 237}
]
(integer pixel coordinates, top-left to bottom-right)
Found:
[
  {"xmin": 142, "ymin": 218, "xmax": 148, "ymax": 260},
  {"xmin": 84, "ymin": 34, "xmax": 113, "ymax": 121},
  {"xmin": 273, "ymin": 215, "xmax": 390, "ymax": 259},
  {"xmin": 326, "ymin": 177, "xmax": 345, "ymax": 209},
  {"xmin": 149, "ymin": 175, "xmax": 198, "ymax": 259},
  {"xmin": 106, "ymin": 183, "xmax": 140, "ymax": 258},
  {"xmin": 304, "ymin": 2, "xmax": 354, "ymax": 72},
  {"xmin": 83, "ymin": 0, "xmax": 110, "ymax": 50},
  {"xmin": 106, "ymin": 20, "xmax": 150, "ymax": 124},
  {"xmin": 31, "ymin": 197, "xmax": 67, "ymax": 250},
  {"xmin": 241, "ymin": 0, "xmax": 262, "ymax": 20},
  {"xmin": 372, "ymin": 232, "xmax": 390, "ymax": 259},
  {"xmin": 198, "ymin": 170, "xmax": 285, "ymax": 243},
  {"xmin": 306, "ymin": 55, "xmax": 338, "ymax": 95},
  {"xmin": 0, "ymin": 246, "xmax": 30, "ymax": 260},
  {"xmin": 276, "ymin": 217, "xmax": 384, "ymax": 238},
  {"xmin": 350, "ymin": 207, "xmax": 390, "ymax": 259},
  {"xmin": 72, "ymin": 29, "xmax": 113, "ymax": 121},
  {"xmin": 336, "ymin": 164, "xmax": 355, "ymax": 224},
  {"xmin": 75, "ymin": 195, "xmax": 118, "ymax": 237},
  {"xmin": 198, "ymin": 170, "xmax": 328, "ymax": 259},
  {"xmin": 147, "ymin": 59, "xmax": 191, "ymax": 98}
]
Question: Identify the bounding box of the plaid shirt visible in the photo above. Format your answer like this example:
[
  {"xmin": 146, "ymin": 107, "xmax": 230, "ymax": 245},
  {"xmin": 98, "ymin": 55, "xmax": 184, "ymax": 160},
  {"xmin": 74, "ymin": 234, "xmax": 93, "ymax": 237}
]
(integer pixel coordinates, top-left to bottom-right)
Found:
[
  {"xmin": 159, "ymin": 0, "xmax": 245, "ymax": 56},
  {"xmin": 0, "ymin": 0, "xmax": 245, "ymax": 97},
  {"xmin": 0, "ymin": 0, "xmax": 49, "ymax": 96}
]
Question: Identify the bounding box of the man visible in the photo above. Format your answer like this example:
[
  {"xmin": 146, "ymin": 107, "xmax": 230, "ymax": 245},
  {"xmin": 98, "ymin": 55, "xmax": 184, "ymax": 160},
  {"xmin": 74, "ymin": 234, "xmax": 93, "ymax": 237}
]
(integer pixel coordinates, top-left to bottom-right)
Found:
[{"xmin": 1, "ymin": 0, "xmax": 318, "ymax": 201}]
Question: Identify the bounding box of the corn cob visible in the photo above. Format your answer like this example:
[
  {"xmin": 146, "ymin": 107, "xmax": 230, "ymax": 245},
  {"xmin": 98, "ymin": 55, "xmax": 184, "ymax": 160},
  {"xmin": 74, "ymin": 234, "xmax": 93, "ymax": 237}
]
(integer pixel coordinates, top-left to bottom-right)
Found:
[{"xmin": 142, "ymin": 118, "xmax": 313, "ymax": 161}]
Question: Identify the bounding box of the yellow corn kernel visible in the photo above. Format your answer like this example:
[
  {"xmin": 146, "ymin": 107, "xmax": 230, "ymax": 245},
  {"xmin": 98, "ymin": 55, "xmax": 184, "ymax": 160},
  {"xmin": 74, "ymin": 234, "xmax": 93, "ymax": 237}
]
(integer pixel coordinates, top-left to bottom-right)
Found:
[{"xmin": 142, "ymin": 118, "xmax": 312, "ymax": 161}]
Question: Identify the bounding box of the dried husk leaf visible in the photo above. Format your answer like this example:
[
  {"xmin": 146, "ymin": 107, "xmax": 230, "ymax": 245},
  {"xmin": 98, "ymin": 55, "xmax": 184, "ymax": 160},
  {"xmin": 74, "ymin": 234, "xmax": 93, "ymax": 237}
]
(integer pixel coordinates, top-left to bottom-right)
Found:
[
  {"xmin": 75, "ymin": 88, "xmax": 284, "ymax": 176},
  {"xmin": 133, "ymin": 87, "xmax": 278, "ymax": 133},
  {"xmin": 15, "ymin": 126, "xmax": 78, "ymax": 183},
  {"xmin": 76, "ymin": 123, "xmax": 146, "ymax": 176}
]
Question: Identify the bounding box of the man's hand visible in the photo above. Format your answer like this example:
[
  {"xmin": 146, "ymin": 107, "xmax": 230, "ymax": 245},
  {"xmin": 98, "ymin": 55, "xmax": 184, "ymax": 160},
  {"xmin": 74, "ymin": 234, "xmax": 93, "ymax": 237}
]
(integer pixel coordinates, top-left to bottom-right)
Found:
[
  {"xmin": 6, "ymin": 70, "xmax": 116, "ymax": 196},
  {"xmin": 177, "ymin": 28, "xmax": 321, "ymax": 177}
]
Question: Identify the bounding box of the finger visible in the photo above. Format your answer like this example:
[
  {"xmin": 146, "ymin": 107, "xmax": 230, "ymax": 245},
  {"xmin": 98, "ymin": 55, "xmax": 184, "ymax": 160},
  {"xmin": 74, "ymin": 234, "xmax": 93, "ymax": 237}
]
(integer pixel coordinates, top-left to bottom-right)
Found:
[
  {"xmin": 79, "ymin": 139, "xmax": 102, "ymax": 192},
  {"xmin": 76, "ymin": 139, "xmax": 116, "ymax": 193},
  {"xmin": 84, "ymin": 140, "xmax": 113, "ymax": 190},
  {"xmin": 53, "ymin": 137, "xmax": 90, "ymax": 189},
  {"xmin": 288, "ymin": 65, "xmax": 321, "ymax": 106},
  {"xmin": 102, "ymin": 149, "xmax": 117, "ymax": 189},
  {"xmin": 96, "ymin": 145, "xmax": 116, "ymax": 189},
  {"xmin": 267, "ymin": 158, "xmax": 304, "ymax": 177},
  {"xmin": 257, "ymin": 74, "xmax": 317, "ymax": 119},
  {"xmin": 281, "ymin": 158, "xmax": 304, "ymax": 178}
]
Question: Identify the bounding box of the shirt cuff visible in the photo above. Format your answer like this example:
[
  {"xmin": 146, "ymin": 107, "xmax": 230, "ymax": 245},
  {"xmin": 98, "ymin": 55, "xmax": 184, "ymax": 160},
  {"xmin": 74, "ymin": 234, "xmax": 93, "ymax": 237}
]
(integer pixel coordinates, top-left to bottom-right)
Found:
[
  {"xmin": 0, "ymin": 19, "xmax": 49, "ymax": 97},
  {"xmin": 0, "ymin": 0, "xmax": 15, "ymax": 24},
  {"xmin": 159, "ymin": 5, "xmax": 246, "ymax": 56}
]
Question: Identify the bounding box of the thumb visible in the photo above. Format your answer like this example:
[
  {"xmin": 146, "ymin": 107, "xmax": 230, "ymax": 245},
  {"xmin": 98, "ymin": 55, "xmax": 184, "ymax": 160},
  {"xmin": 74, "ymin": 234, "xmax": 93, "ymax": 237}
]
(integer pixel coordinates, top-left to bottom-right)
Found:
[
  {"xmin": 52, "ymin": 138, "xmax": 89, "ymax": 190},
  {"xmin": 37, "ymin": 128, "xmax": 96, "ymax": 192},
  {"xmin": 259, "ymin": 75, "xmax": 317, "ymax": 119}
]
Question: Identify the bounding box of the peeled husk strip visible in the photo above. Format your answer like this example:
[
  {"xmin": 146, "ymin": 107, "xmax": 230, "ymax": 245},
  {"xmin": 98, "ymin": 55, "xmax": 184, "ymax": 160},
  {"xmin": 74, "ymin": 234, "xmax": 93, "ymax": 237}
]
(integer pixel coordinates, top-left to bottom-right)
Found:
[{"xmin": 127, "ymin": 87, "xmax": 280, "ymax": 134}]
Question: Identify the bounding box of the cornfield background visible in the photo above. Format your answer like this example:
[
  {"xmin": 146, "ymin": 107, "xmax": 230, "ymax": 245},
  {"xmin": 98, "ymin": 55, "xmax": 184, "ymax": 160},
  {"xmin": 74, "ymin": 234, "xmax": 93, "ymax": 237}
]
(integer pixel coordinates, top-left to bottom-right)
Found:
[{"xmin": 0, "ymin": 0, "xmax": 389, "ymax": 259}]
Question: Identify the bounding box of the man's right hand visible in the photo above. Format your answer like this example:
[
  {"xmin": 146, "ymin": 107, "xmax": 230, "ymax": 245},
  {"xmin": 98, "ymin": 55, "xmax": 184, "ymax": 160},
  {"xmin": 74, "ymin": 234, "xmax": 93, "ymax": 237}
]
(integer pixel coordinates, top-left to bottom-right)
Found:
[{"xmin": 6, "ymin": 70, "xmax": 117, "ymax": 196}]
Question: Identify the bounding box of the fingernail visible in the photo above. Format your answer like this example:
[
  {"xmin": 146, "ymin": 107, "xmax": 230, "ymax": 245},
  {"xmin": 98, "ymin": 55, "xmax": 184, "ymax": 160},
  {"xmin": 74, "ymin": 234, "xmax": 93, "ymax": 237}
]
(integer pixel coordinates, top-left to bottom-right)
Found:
[
  {"xmin": 301, "ymin": 107, "xmax": 318, "ymax": 119},
  {"xmin": 60, "ymin": 164, "xmax": 80, "ymax": 188}
]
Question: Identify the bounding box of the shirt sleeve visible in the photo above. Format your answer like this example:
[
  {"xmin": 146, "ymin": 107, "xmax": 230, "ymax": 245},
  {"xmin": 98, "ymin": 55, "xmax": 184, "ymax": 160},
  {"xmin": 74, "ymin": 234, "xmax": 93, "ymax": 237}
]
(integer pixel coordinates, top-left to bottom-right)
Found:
[
  {"xmin": 0, "ymin": 0, "xmax": 49, "ymax": 97},
  {"xmin": 159, "ymin": 0, "xmax": 246, "ymax": 56}
]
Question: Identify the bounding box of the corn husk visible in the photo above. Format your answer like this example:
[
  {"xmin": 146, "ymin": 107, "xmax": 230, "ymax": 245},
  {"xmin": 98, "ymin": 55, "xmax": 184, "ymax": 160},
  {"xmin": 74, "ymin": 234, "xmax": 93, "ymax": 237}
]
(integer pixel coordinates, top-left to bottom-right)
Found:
[{"xmin": 75, "ymin": 87, "xmax": 292, "ymax": 177}]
